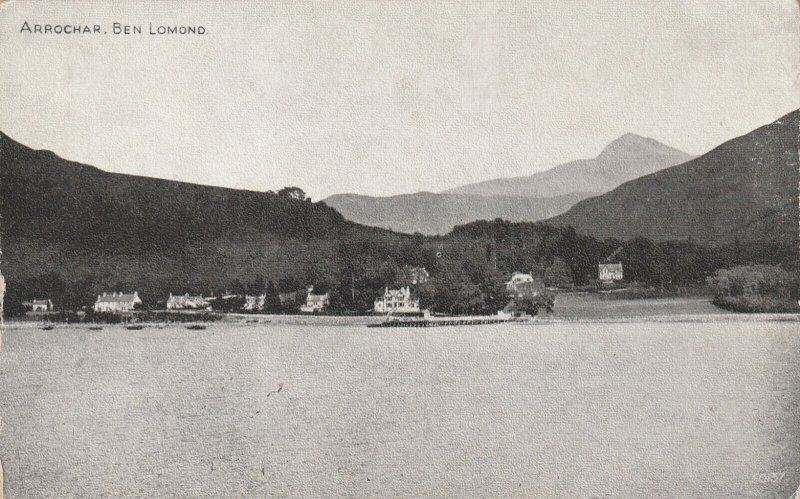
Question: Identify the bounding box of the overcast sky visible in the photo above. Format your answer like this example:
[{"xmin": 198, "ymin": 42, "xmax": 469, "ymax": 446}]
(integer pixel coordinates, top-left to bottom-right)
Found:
[{"xmin": 1, "ymin": 1, "xmax": 798, "ymax": 199}]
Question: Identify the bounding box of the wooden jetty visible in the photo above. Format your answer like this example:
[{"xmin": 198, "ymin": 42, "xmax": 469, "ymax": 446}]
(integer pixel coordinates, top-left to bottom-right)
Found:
[{"xmin": 368, "ymin": 316, "xmax": 513, "ymax": 328}]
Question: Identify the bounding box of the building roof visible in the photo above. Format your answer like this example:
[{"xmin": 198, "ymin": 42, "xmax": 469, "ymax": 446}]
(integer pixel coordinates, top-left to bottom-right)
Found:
[
  {"xmin": 167, "ymin": 294, "xmax": 206, "ymax": 303},
  {"xmin": 599, "ymin": 263, "xmax": 623, "ymax": 270},
  {"xmin": 508, "ymin": 272, "xmax": 534, "ymax": 281},
  {"xmin": 31, "ymin": 299, "xmax": 51, "ymax": 305},
  {"xmin": 96, "ymin": 292, "xmax": 140, "ymax": 303}
]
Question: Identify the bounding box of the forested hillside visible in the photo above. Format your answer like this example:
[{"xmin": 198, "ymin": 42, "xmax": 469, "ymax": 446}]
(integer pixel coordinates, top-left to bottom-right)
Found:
[
  {"xmin": 0, "ymin": 132, "xmax": 410, "ymax": 309},
  {"xmin": 2, "ymin": 117, "xmax": 796, "ymax": 316}
]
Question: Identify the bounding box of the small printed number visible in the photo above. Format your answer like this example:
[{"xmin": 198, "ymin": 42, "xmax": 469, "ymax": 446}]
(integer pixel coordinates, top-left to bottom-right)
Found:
[{"xmin": 753, "ymin": 472, "xmax": 785, "ymax": 483}]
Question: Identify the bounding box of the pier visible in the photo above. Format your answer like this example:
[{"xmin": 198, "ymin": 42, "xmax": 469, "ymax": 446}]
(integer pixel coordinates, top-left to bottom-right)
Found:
[{"xmin": 367, "ymin": 316, "xmax": 515, "ymax": 328}]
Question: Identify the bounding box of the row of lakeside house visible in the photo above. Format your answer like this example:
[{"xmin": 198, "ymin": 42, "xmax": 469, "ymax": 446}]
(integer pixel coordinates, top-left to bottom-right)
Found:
[
  {"xmin": 27, "ymin": 264, "xmax": 623, "ymax": 315},
  {"xmin": 86, "ymin": 286, "xmax": 417, "ymax": 314}
]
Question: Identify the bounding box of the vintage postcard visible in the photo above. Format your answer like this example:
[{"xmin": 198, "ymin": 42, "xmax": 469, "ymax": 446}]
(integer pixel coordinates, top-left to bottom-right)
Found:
[{"xmin": 1, "ymin": 1, "xmax": 799, "ymax": 497}]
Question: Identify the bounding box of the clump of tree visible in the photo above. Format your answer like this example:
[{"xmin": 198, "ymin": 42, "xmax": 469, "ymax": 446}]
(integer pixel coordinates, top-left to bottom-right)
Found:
[
  {"xmin": 506, "ymin": 293, "xmax": 554, "ymax": 316},
  {"xmin": 707, "ymin": 265, "xmax": 800, "ymax": 313},
  {"xmin": 214, "ymin": 295, "xmax": 246, "ymax": 313},
  {"xmin": 506, "ymin": 284, "xmax": 554, "ymax": 316},
  {"xmin": 276, "ymin": 186, "xmax": 308, "ymax": 201},
  {"xmin": 3, "ymin": 291, "xmax": 27, "ymax": 318},
  {"xmin": 414, "ymin": 259, "xmax": 509, "ymax": 315},
  {"xmin": 264, "ymin": 281, "xmax": 282, "ymax": 312},
  {"xmin": 3, "ymin": 272, "xmax": 102, "ymax": 317},
  {"xmin": 544, "ymin": 257, "xmax": 574, "ymax": 288},
  {"xmin": 449, "ymin": 220, "xmax": 796, "ymax": 292}
]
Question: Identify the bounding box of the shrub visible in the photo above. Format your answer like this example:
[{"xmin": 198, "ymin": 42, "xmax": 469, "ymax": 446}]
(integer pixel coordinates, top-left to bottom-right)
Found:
[
  {"xmin": 707, "ymin": 265, "xmax": 799, "ymax": 313},
  {"xmin": 507, "ymin": 291, "xmax": 555, "ymax": 316},
  {"xmin": 85, "ymin": 310, "xmax": 123, "ymax": 323}
]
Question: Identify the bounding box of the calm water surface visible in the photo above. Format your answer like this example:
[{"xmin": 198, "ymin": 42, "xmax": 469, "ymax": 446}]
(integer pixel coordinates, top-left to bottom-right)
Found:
[{"xmin": 1, "ymin": 321, "xmax": 798, "ymax": 497}]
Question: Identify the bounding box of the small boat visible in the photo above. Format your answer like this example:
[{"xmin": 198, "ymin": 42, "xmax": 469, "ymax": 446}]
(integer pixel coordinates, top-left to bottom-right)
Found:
[
  {"xmin": 186, "ymin": 324, "xmax": 206, "ymax": 330},
  {"xmin": 88, "ymin": 326, "xmax": 103, "ymax": 330},
  {"xmin": 41, "ymin": 325, "xmax": 55, "ymax": 330},
  {"xmin": 125, "ymin": 324, "xmax": 145, "ymax": 330}
]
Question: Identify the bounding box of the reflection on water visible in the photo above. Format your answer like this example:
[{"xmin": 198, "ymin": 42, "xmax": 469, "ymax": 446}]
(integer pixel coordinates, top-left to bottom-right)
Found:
[{"xmin": 0, "ymin": 322, "xmax": 798, "ymax": 497}]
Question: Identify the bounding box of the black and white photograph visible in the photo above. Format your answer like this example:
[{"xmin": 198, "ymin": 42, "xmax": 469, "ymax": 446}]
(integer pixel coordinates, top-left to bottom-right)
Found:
[{"xmin": 0, "ymin": 1, "xmax": 799, "ymax": 497}]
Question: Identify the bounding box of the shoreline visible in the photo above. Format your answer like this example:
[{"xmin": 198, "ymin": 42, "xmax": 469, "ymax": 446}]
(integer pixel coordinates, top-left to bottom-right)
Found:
[
  {"xmin": 4, "ymin": 297, "xmax": 798, "ymax": 329},
  {"xmin": 2, "ymin": 312, "xmax": 799, "ymax": 329}
]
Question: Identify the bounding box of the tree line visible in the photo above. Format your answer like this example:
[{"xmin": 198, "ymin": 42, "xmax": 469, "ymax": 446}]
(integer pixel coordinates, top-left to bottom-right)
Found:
[{"xmin": 5, "ymin": 219, "xmax": 797, "ymax": 317}]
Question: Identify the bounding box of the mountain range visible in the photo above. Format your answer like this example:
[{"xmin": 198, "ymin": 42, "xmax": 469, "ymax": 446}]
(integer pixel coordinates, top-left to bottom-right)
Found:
[
  {"xmin": 548, "ymin": 110, "xmax": 799, "ymax": 246},
  {"xmin": 1, "ymin": 109, "xmax": 796, "ymax": 304},
  {"xmin": 445, "ymin": 133, "xmax": 696, "ymax": 197},
  {"xmin": 324, "ymin": 134, "xmax": 694, "ymax": 234},
  {"xmin": 322, "ymin": 191, "xmax": 592, "ymax": 235}
]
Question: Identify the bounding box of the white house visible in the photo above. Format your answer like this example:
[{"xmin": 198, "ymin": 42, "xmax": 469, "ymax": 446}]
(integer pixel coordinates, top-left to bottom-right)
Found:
[
  {"xmin": 598, "ymin": 263, "xmax": 624, "ymax": 282},
  {"xmin": 166, "ymin": 293, "xmax": 211, "ymax": 310},
  {"xmin": 374, "ymin": 286, "xmax": 420, "ymax": 314},
  {"xmin": 94, "ymin": 292, "xmax": 142, "ymax": 313},
  {"xmin": 300, "ymin": 286, "xmax": 330, "ymax": 313},
  {"xmin": 243, "ymin": 294, "xmax": 266, "ymax": 311},
  {"xmin": 23, "ymin": 299, "xmax": 53, "ymax": 312},
  {"xmin": 506, "ymin": 272, "xmax": 535, "ymax": 291}
]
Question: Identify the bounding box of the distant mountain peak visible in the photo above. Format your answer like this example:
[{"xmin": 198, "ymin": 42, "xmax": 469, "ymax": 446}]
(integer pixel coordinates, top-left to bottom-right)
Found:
[
  {"xmin": 445, "ymin": 134, "xmax": 694, "ymax": 198},
  {"xmin": 598, "ymin": 132, "xmax": 684, "ymax": 159},
  {"xmin": 611, "ymin": 132, "xmax": 650, "ymax": 143}
]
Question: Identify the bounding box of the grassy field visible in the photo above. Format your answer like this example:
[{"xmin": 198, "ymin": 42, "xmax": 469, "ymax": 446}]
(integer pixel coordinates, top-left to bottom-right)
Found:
[{"xmin": 551, "ymin": 293, "xmax": 731, "ymax": 320}]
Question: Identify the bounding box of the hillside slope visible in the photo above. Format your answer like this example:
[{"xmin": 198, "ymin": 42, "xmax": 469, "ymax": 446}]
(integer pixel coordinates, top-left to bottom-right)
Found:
[
  {"xmin": 323, "ymin": 191, "xmax": 593, "ymax": 235},
  {"xmin": 547, "ymin": 110, "xmax": 800, "ymax": 245},
  {"xmin": 0, "ymin": 133, "xmax": 402, "ymax": 299},
  {"xmin": 446, "ymin": 134, "xmax": 695, "ymax": 198}
]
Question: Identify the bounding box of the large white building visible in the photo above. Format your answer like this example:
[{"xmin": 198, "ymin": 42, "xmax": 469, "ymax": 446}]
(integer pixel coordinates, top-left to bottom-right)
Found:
[
  {"xmin": 374, "ymin": 286, "xmax": 420, "ymax": 314},
  {"xmin": 23, "ymin": 299, "xmax": 53, "ymax": 312},
  {"xmin": 94, "ymin": 292, "xmax": 142, "ymax": 313},
  {"xmin": 598, "ymin": 263, "xmax": 624, "ymax": 282},
  {"xmin": 243, "ymin": 294, "xmax": 266, "ymax": 311},
  {"xmin": 300, "ymin": 286, "xmax": 330, "ymax": 313},
  {"xmin": 166, "ymin": 293, "xmax": 211, "ymax": 310},
  {"xmin": 506, "ymin": 272, "xmax": 535, "ymax": 291}
]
